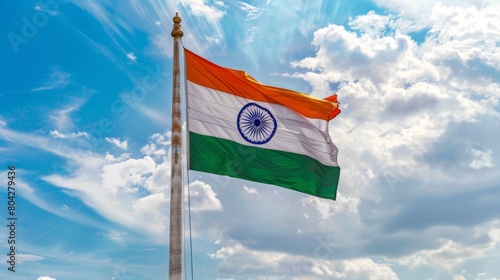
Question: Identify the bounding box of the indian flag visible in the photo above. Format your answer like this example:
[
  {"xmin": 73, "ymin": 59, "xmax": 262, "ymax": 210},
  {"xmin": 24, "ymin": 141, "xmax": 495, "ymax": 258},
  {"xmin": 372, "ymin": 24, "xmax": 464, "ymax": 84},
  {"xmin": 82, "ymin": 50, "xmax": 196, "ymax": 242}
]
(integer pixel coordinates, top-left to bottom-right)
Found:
[{"xmin": 185, "ymin": 49, "xmax": 341, "ymax": 200}]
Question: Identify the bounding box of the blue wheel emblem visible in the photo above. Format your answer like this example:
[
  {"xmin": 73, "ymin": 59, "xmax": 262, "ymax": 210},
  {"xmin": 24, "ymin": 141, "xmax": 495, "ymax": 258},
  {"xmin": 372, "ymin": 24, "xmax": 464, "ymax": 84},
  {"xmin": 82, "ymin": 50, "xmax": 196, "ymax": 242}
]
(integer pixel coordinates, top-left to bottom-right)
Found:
[{"xmin": 237, "ymin": 103, "xmax": 277, "ymax": 144}]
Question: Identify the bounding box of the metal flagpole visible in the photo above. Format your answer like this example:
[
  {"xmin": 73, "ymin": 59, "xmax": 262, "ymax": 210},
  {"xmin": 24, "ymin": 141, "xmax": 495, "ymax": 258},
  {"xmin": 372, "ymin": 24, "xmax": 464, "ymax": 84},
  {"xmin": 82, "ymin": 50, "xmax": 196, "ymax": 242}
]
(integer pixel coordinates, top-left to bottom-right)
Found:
[{"xmin": 169, "ymin": 12, "xmax": 183, "ymax": 280}]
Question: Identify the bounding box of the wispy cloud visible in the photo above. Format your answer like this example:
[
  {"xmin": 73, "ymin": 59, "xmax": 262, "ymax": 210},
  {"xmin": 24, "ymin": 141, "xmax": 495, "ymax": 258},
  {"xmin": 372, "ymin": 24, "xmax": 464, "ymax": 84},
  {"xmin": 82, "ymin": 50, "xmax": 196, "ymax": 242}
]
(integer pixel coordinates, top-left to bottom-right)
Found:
[
  {"xmin": 135, "ymin": 103, "xmax": 170, "ymax": 125},
  {"xmin": 126, "ymin": 52, "xmax": 137, "ymax": 62},
  {"xmin": 243, "ymin": 186, "xmax": 259, "ymax": 194},
  {"xmin": 32, "ymin": 66, "xmax": 70, "ymax": 92},
  {"xmin": 180, "ymin": 0, "xmax": 226, "ymax": 21},
  {"xmin": 237, "ymin": 1, "xmax": 263, "ymax": 20},
  {"xmin": 50, "ymin": 130, "xmax": 89, "ymax": 139},
  {"xmin": 77, "ymin": 29, "xmax": 121, "ymax": 66},
  {"xmin": 105, "ymin": 137, "xmax": 128, "ymax": 150},
  {"xmin": 243, "ymin": 186, "xmax": 258, "ymax": 194},
  {"xmin": 0, "ymin": 125, "xmax": 169, "ymax": 240},
  {"xmin": 10, "ymin": 178, "xmax": 102, "ymax": 230},
  {"xmin": 33, "ymin": 4, "xmax": 59, "ymax": 16},
  {"xmin": 71, "ymin": 0, "xmax": 131, "ymax": 50},
  {"xmin": 101, "ymin": 230, "xmax": 130, "ymax": 243},
  {"xmin": 16, "ymin": 253, "xmax": 45, "ymax": 263},
  {"xmin": 0, "ymin": 126, "xmax": 184, "ymax": 244},
  {"xmin": 0, "ymin": 125, "xmax": 91, "ymax": 160},
  {"xmin": 49, "ymin": 100, "xmax": 86, "ymax": 131}
]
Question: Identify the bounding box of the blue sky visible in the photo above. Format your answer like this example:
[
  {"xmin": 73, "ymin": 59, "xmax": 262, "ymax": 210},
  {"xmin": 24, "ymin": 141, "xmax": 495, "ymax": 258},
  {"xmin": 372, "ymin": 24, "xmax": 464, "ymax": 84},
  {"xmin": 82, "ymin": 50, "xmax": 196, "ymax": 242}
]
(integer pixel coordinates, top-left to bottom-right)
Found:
[{"xmin": 1, "ymin": 0, "xmax": 500, "ymax": 279}]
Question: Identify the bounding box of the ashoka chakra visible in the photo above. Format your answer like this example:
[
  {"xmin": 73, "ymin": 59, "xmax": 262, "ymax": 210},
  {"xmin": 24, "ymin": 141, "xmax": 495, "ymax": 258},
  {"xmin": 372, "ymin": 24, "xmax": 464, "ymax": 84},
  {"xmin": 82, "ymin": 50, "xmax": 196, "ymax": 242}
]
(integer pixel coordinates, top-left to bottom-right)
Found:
[{"xmin": 237, "ymin": 103, "xmax": 277, "ymax": 145}]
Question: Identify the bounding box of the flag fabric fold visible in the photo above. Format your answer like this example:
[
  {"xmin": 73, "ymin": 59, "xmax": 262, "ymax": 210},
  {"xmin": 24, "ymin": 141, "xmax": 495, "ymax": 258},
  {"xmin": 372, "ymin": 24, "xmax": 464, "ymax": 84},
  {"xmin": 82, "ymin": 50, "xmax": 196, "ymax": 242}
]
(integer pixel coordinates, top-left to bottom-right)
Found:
[{"xmin": 185, "ymin": 48, "xmax": 341, "ymax": 200}]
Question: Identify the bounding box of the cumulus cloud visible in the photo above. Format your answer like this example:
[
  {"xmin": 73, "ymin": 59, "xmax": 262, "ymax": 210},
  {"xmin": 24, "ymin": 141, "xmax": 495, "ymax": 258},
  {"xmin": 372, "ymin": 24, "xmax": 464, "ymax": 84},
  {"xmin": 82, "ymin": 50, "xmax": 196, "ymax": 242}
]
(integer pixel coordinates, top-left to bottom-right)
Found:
[
  {"xmin": 209, "ymin": 242, "xmax": 399, "ymax": 279},
  {"xmin": 396, "ymin": 225, "xmax": 500, "ymax": 269},
  {"xmin": 101, "ymin": 156, "xmax": 155, "ymax": 194},
  {"xmin": 188, "ymin": 180, "xmax": 223, "ymax": 212},
  {"xmin": 21, "ymin": 128, "xmax": 218, "ymax": 243},
  {"xmin": 282, "ymin": 2, "xmax": 500, "ymax": 275},
  {"xmin": 302, "ymin": 194, "xmax": 359, "ymax": 223},
  {"xmin": 24, "ymin": 130, "xmax": 173, "ymax": 241},
  {"xmin": 290, "ymin": 3, "xmax": 498, "ymax": 191},
  {"xmin": 4, "ymin": 2, "xmax": 500, "ymax": 278},
  {"xmin": 374, "ymin": 0, "xmax": 500, "ymax": 30},
  {"xmin": 141, "ymin": 131, "xmax": 171, "ymax": 158}
]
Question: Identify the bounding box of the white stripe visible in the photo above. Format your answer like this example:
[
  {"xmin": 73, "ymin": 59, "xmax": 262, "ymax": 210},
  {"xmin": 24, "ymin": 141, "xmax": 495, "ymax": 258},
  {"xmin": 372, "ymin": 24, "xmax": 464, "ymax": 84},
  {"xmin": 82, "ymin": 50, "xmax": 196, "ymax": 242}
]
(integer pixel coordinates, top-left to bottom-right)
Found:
[{"xmin": 187, "ymin": 81, "xmax": 338, "ymax": 166}]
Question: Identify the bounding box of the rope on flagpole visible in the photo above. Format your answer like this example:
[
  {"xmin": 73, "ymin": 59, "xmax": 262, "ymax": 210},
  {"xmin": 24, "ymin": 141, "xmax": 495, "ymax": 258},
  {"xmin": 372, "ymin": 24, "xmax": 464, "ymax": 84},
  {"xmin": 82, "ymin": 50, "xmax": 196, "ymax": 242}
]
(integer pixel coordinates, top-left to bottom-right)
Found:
[{"xmin": 180, "ymin": 37, "xmax": 195, "ymax": 280}]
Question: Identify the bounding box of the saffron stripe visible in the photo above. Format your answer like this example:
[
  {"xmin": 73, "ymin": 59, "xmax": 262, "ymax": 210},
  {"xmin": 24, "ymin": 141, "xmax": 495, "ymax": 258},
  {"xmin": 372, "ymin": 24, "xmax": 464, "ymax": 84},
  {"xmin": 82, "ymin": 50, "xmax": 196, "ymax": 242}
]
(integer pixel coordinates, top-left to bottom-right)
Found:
[{"xmin": 185, "ymin": 48, "xmax": 338, "ymax": 121}]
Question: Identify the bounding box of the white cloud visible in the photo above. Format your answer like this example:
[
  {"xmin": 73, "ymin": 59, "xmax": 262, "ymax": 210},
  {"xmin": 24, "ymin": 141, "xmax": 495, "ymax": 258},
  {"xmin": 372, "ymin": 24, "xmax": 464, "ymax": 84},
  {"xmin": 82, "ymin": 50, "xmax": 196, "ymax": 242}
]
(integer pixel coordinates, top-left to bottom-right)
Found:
[
  {"xmin": 105, "ymin": 137, "xmax": 128, "ymax": 150},
  {"xmin": 180, "ymin": 0, "xmax": 226, "ymax": 21},
  {"xmin": 188, "ymin": 180, "xmax": 223, "ymax": 212},
  {"xmin": 302, "ymin": 194, "xmax": 359, "ymax": 223},
  {"xmin": 289, "ymin": 4, "xmax": 498, "ymax": 190},
  {"xmin": 277, "ymin": 2, "xmax": 500, "ymax": 276},
  {"xmin": 135, "ymin": 103, "xmax": 169, "ymax": 125},
  {"xmin": 469, "ymin": 149, "xmax": 494, "ymax": 169},
  {"xmin": 32, "ymin": 66, "xmax": 70, "ymax": 92},
  {"xmin": 237, "ymin": 1, "xmax": 263, "ymax": 20},
  {"xmin": 396, "ymin": 224, "xmax": 500, "ymax": 269},
  {"xmin": 205, "ymin": 35, "xmax": 221, "ymax": 45},
  {"xmin": 4, "ymin": 2, "xmax": 500, "ymax": 278},
  {"xmin": 43, "ymin": 151, "xmax": 170, "ymax": 241},
  {"xmin": 49, "ymin": 100, "xmax": 86, "ymax": 131},
  {"xmin": 453, "ymin": 274, "xmax": 467, "ymax": 280},
  {"xmin": 33, "ymin": 3, "xmax": 60, "ymax": 16},
  {"xmin": 16, "ymin": 253, "xmax": 45, "ymax": 263},
  {"xmin": 37, "ymin": 277, "xmax": 56, "ymax": 280},
  {"xmin": 244, "ymin": 26, "xmax": 261, "ymax": 44},
  {"xmin": 374, "ymin": 0, "xmax": 500, "ymax": 29},
  {"xmin": 151, "ymin": 34, "xmax": 174, "ymax": 58},
  {"xmin": 101, "ymin": 156, "xmax": 156, "ymax": 194},
  {"xmin": 0, "ymin": 126, "xmax": 175, "ymax": 241},
  {"xmin": 126, "ymin": 51, "xmax": 137, "ymax": 61},
  {"xmin": 209, "ymin": 242, "xmax": 398, "ymax": 279},
  {"xmin": 141, "ymin": 131, "xmax": 171, "ymax": 158},
  {"xmin": 243, "ymin": 186, "xmax": 258, "ymax": 194},
  {"xmin": 349, "ymin": 11, "xmax": 390, "ymax": 36},
  {"xmin": 71, "ymin": 1, "xmax": 131, "ymax": 44},
  {"xmin": 50, "ymin": 130, "xmax": 89, "ymax": 139},
  {"xmin": 103, "ymin": 230, "xmax": 129, "ymax": 243}
]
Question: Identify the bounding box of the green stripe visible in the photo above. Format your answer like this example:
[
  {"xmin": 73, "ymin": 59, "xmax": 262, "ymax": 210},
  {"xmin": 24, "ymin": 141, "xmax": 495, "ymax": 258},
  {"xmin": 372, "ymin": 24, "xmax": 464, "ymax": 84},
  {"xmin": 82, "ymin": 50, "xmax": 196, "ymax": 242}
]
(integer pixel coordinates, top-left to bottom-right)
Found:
[{"xmin": 189, "ymin": 132, "xmax": 340, "ymax": 200}]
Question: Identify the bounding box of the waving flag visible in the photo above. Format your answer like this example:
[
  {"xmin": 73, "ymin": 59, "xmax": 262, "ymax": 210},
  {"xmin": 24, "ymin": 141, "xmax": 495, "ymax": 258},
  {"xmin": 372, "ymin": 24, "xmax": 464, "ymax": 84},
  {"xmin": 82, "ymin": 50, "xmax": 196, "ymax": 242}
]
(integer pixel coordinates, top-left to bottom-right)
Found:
[{"xmin": 185, "ymin": 49, "xmax": 341, "ymax": 200}]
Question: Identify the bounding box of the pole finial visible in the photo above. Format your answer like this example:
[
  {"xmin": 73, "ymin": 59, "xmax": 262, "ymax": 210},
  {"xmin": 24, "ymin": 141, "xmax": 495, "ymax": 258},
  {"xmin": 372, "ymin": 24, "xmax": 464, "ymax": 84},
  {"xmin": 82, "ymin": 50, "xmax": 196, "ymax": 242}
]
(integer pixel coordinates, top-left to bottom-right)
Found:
[{"xmin": 171, "ymin": 12, "xmax": 183, "ymax": 39}]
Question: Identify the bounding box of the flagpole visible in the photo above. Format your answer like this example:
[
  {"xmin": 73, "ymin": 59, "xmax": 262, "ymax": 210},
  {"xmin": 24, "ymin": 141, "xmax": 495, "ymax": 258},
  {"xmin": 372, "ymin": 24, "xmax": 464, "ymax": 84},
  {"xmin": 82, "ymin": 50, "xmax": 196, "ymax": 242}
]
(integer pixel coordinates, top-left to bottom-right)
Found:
[{"xmin": 169, "ymin": 12, "xmax": 183, "ymax": 280}]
